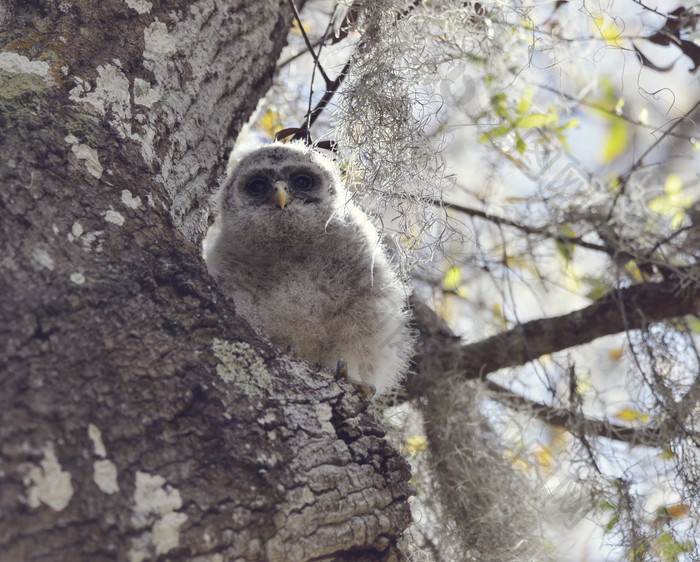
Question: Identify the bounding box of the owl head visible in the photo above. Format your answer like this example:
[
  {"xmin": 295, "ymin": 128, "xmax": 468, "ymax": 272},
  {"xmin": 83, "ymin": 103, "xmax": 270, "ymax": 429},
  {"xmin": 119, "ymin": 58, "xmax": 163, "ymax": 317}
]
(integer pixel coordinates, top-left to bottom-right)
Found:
[{"xmin": 221, "ymin": 142, "xmax": 340, "ymax": 213}]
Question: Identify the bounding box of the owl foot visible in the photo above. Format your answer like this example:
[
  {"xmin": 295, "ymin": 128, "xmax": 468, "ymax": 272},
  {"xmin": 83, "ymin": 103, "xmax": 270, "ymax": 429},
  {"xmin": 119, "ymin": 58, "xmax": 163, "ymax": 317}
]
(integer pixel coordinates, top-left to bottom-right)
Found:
[{"xmin": 336, "ymin": 360, "xmax": 376, "ymax": 397}]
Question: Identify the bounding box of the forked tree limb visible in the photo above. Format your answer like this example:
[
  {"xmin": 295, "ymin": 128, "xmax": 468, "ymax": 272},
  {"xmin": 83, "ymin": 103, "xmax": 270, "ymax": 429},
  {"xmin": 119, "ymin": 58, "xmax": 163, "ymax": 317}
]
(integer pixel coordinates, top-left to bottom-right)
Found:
[{"xmin": 410, "ymin": 277, "xmax": 700, "ymax": 445}]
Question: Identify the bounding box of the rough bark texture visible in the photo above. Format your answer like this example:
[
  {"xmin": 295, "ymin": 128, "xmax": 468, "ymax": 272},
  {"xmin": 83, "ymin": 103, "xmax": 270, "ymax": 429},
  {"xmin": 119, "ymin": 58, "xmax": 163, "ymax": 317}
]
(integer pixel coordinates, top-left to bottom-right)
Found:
[{"xmin": 0, "ymin": 1, "xmax": 412, "ymax": 560}]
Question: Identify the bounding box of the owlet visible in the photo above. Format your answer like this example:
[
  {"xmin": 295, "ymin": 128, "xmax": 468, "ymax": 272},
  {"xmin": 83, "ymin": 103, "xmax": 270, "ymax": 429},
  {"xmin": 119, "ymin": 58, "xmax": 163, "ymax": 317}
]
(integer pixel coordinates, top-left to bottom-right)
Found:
[{"xmin": 204, "ymin": 142, "xmax": 412, "ymax": 395}]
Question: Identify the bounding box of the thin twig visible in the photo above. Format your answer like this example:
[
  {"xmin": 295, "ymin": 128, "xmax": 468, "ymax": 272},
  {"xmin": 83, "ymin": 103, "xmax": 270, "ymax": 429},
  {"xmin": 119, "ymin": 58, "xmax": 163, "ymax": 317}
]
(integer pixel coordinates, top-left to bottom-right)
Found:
[
  {"xmin": 610, "ymin": 97, "xmax": 700, "ymax": 216},
  {"xmin": 484, "ymin": 379, "xmax": 677, "ymax": 446},
  {"xmin": 287, "ymin": 0, "xmax": 332, "ymax": 85},
  {"xmin": 426, "ymin": 197, "xmax": 612, "ymax": 254}
]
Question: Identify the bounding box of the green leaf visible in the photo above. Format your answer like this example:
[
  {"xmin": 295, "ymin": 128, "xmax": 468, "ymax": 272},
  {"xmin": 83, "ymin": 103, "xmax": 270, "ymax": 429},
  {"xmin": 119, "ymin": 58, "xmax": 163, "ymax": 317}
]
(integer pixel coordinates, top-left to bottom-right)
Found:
[
  {"xmin": 657, "ymin": 529, "xmax": 694, "ymax": 561},
  {"xmin": 605, "ymin": 512, "xmax": 620, "ymax": 533},
  {"xmin": 479, "ymin": 125, "xmax": 513, "ymax": 143},
  {"xmin": 584, "ymin": 277, "xmax": 611, "ymax": 300},
  {"xmin": 516, "ymin": 87, "xmax": 534, "ymax": 115},
  {"xmin": 555, "ymin": 239, "xmax": 573, "ymax": 262},
  {"xmin": 555, "ymin": 224, "xmax": 576, "ymax": 262},
  {"xmin": 559, "ymin": 118, "xmax": 580, "ymax": 130},
  {"xmin": 491, "ymin": 93, "xmax": 509, "ymax": 118},
  {"xmin": 515, "ymin": 113, "xmax": 554, "ymax": 128},
  {"xmin": 555, "ymin": 130, "xmax": 570, "ymax": 152}
]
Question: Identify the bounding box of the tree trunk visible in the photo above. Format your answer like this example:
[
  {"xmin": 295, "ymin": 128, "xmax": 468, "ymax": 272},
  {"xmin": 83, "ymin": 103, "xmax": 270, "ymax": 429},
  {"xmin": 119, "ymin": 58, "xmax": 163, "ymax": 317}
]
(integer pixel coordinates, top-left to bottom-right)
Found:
[{"xmin": 0, "ymin": 2, "xmax": 412, "ymax": 560}]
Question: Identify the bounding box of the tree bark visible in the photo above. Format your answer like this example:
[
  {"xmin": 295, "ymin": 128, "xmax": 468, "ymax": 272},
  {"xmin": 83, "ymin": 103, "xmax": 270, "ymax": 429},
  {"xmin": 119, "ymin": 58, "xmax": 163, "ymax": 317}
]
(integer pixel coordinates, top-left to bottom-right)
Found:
[{"xmin": 0, "ymin": 1, "xmax": 412, "ymax": 560}]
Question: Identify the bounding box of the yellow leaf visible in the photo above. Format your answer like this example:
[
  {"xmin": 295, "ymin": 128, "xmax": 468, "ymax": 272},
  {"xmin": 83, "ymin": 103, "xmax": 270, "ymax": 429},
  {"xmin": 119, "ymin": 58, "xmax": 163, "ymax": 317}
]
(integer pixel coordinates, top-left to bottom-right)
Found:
[
  {"xmin": 538, "ymin": 353, "xmax": 552, "ymax": 367},
  {"xmin": 664, "ymin": 173, "xmax": 683, "ymax": 195},
  {"xmin": 624, "ymin": 259, "xmax": 643, "ymax": 283},
  {"xmin": 404, "ymin": 435, "xmax": 427, "ymax": 454},
  {"xmin": 516, "ymin": 87, "xmax": 534, "ymax": 115},
  {"xmin": 563, "ymin": 264, "xmax": 581, "ymax": 291},
  {"xmin": 608, "ymin": 175, "xmax": 620, "ymax": 195},
  {"xmin": 600, "ymin": 118, "xmax": 628, "ymax": 163},
  {"xmin": 614, "ymin": 97, "xmax": 625, "ymax": 115},
  {"xmin": 591, "ymin": 13, "xmax": 622, "ymax": 46},
  {"xmin": 657, "ymin": 447, "xmax": 675, "ymax": 460},
  {"xmin": 258, "ymin": 109, "xmax": 282, "ymax": 140},
  {"xmin": 290, "ymin": 18, "xmax": 311, "ymax": 35},
  {"xmin": 615, "ymin": 408, "xmax": 649, "ymax": 423},
  {"xmin": 535, "ymin": 444, "xmax": 554, "ymax": 472},
  {"xmin": 456, "ymin": 284, "xmax": 469, "ymax": 299},
  {"xmin": 666, "ymin": 503, "xmax": 690, "ymax": 519},
  {"xmin": 649, "ymin": 195, "xmax": 692, "ymax": 215},
  {"xmin": 504, "ymin": 449, "xmax": 530, "ymax": 472},
  {"xmin": 515, "ymin": 113, "xmax": 556, "ymax": 129},
  {"xmin": 443, "ymin": 265, "xmax": 461, "ymax": 291},
  {"xmin": 576, "ymin": 376, "xmax": 591, "ymax": 395},
  {"xmin": 671, "ymin": 211, "xmax": 685, "ymax": 229},
  {"xmin": 648, "ymin": 175, "xmax": 693, "ymax": 226},
  {"xmin": 520, "ymin": 17, "xmax": 534, "ymax": 31}
]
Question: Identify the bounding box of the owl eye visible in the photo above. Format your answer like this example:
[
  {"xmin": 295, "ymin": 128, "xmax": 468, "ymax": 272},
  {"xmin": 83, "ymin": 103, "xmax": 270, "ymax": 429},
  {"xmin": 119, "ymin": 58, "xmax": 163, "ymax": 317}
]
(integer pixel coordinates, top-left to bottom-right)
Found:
[
  {"xmin": 291, "ymin": 173, "xmax": 313, "ymax": 192},
  {"xmin": 245, "ymin": 177, "xmax": 269, "ymax": 197}
]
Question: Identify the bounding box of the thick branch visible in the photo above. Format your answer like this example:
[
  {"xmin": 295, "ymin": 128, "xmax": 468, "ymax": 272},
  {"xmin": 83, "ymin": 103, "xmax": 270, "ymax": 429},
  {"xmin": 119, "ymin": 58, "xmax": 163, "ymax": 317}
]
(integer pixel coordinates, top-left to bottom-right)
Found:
[{"xmin": 453, "ymin": 279, "xmax": 699, "ymax": 378}]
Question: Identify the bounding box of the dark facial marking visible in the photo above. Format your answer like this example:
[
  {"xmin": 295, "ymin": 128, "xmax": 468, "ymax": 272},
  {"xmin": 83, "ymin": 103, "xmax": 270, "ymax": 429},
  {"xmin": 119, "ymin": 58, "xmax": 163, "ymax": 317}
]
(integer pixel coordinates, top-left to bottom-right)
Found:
[
  {"xmin": 290, "ymin": 173, "xmax": 313, "ymax": 192},
  {"xmin": 245, "ymin": 176, "xmax": 270, "ymax": 197}
]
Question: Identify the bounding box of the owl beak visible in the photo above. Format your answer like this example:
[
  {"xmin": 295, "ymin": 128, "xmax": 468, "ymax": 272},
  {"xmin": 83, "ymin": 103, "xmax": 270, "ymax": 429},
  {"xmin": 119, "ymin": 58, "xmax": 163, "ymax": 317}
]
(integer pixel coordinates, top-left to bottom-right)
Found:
[{"xmin": 273, "ymin": 181, "xmax": 292, "ymax": 209}]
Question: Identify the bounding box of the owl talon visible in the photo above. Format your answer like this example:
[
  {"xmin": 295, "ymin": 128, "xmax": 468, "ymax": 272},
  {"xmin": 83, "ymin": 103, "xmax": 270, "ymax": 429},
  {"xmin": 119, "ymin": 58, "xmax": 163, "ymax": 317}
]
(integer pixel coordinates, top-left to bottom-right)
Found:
[
  {"xmin": 336, "ymin": 360, "xmax": 348, "ymax": 378},
  {"xmin": 336, "ymin": 360, "xmax": 375, "ymax": 397}
]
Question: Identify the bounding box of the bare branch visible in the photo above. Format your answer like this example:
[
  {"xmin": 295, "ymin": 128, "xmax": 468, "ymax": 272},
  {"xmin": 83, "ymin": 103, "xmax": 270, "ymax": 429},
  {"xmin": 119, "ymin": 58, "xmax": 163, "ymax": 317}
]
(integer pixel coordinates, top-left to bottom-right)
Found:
[
  {"xmin": 429, "ymin": 198, "xmax": 612, "ymax": 254},
  {"xmin": 449, "ymin": 278, "xmax": 699, "ymax": 378},
  {"xmin": 625, "ymin": 98, "xmax": 700, "ymax": 178},
  {"xmin": 287, "ymin": 0, "xmax": 333, "ymax": 85},
  {"xmin": 483, "ymin": 380, "xmax": 698, "ymax": 447},
  {"xmin": 287, "ymin": 0, "xmax": 425, "ymax": 142}
]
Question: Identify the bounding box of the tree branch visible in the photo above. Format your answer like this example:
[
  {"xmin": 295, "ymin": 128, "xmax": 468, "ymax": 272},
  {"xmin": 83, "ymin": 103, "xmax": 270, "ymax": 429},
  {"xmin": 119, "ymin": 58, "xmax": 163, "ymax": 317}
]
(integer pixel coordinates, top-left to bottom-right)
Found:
[
  {"xmin": 285, "ymin": 0, "xmax": 424, "ymax": 143},
  {"xmin": 453, "ymin": 278, "xmax": 699, "ymax": 377},
  {"xmin": 483, "ymin": 380, "xmax": 697, "ymax": 447},
  {"xmin": 410, "ymin": 277, "xmax": 699, "ymax": 445},
  {"xmin": 427, "ymin": 198, "xmax": 612, "ymax": 254}
]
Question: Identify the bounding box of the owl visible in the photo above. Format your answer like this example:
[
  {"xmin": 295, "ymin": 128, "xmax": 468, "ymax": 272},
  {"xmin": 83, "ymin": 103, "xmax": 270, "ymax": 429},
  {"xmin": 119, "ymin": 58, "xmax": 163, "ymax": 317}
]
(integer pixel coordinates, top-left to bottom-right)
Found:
[{"xmin": 204, "ymin": 142, "xmax": 412, "ymax": 395}]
